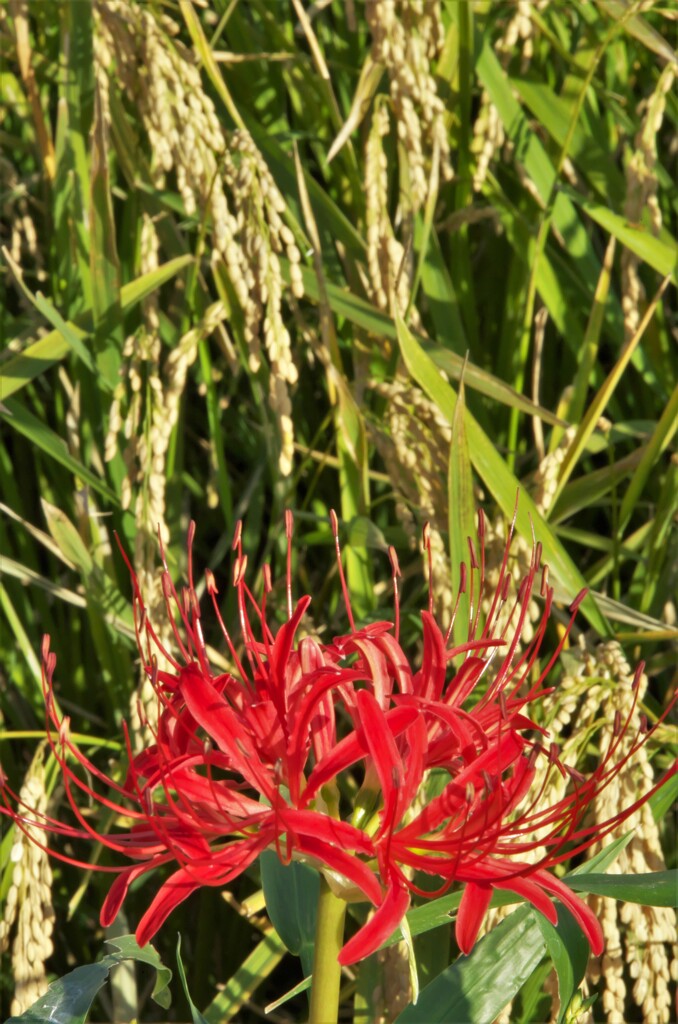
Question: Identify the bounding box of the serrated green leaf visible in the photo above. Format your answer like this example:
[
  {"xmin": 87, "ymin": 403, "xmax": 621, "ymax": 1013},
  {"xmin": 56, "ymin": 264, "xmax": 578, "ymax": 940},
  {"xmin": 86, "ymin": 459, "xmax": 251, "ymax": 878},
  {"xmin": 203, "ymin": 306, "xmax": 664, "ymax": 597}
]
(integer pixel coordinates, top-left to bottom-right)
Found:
[
  {"xmin": 104, "ymin": 935, "xmax": 172, "ymax": 1009},
  {"xmin": 6, "ymin": 935, "xmax": 171, "ymax": 1024}
]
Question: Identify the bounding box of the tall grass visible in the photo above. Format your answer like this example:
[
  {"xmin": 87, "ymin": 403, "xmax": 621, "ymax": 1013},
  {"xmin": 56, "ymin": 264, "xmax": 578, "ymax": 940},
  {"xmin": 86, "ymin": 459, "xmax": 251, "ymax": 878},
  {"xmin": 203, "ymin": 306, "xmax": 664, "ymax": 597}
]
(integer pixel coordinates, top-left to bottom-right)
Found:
[{"xmin": 1, "ymin": 2, "xmax": 676, "ymax": 1021}]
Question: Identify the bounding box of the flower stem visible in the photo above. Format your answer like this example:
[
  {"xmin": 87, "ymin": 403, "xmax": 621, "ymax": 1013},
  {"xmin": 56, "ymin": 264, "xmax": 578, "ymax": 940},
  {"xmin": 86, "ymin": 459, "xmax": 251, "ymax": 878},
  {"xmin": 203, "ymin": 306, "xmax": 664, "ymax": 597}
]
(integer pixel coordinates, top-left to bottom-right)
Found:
[{"xmin": 308, "ymin": 877, "xmax": 347, "ymax": 1024}]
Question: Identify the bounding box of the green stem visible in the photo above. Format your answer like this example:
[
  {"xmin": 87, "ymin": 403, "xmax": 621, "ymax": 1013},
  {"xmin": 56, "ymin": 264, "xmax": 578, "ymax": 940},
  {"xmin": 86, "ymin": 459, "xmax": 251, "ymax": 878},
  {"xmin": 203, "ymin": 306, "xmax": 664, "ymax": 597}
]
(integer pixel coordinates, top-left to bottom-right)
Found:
[{"xmin": 308, "ymin": 878, "xmax": 347, "ymax": 1024}]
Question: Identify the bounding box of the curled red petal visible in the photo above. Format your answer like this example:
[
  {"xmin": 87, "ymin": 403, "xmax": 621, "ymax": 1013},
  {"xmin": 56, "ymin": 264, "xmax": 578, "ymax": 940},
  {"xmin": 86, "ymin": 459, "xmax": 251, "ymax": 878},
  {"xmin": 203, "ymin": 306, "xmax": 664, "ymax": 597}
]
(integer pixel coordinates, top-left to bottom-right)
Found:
[
  {"xmin": 492, "ymin": 875, "xmax": 557, "ymax": 925},
  {"xmin": 135, "ymin": 867, "xmax": 201, "ymax": 946},
  {"xmin": 532, "ymin": 869, "xmax": 604, "ymax": 956},
  {"xmin": 100, "ymin": 858, "xmax": 171, "ymax": 928},
  {"xmin": 338, "ymin": 877, "xmax": 410, "ymax": 966},
  {"xmin": 456, "ymin": 881, "xmax": 493, "ymax": 955}
]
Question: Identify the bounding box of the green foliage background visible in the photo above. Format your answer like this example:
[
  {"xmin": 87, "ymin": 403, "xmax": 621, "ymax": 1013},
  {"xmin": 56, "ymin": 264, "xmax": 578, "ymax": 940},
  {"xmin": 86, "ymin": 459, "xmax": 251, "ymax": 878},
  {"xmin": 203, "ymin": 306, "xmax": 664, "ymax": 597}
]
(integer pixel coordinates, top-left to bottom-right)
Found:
[{"xmin": 0, "ymin": 1, "xmax": 676, "ymax": 1021}]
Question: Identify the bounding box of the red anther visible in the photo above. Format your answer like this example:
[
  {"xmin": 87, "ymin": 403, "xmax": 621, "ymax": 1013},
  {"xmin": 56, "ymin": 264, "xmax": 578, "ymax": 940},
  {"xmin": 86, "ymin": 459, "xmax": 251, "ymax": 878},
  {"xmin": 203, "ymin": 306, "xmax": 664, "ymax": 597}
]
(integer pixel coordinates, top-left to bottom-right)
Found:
[
  {"xmin": 613, "ymin": 710, "xmax": 622, "ymax": 736},
  {"xmin": 640, "ymin": 714, "xmax": 649, "ymax": 735},
  {"xmin": 138, "ymin": 606, "xmax": 147, "ymax": 634},
  {"xmin": 203, "ymin": 738, "xmax": 212, "ymax": 756},
  {"xmin": 569, "ymin": 588, "xmax": 587, "ymax": 614},
  {"xmin": 187, "ymin": 520, "xmax": 196, "ymax": 549},
  {"xmin": 59, "ymin": 716, "xmax": 71, "ymax": 745},
  {"xmin": 528, "ymin": 744, "xmax": 543, "ymax": 769},
  {"xmin": 459, "ymin": 562, "xmax": 467, "ymax": 594},
  {"xmin": 632, "ymin": 663, "xmax": 645, "ymax": 690},
  {"xmin": 535, "ymin": 542, "xmax": 542, "ymax": 570},
  {"xmin": 189, "ymin": 588, "xmax": 201, "ymax": 620},
  {"xmin": 548, "ymin": 742, "xmax": 560, "ymax": 763},
  {"xmin": 0, "ymin": 766, "xmax": 7, "ymax": 788},
  {"xmin": 135, "ymin": 697, "xmax": 147, "ymax": 728},
  {"xmin": 499, "ymin": 691, "xmax": 508, "ymax": 720},
  {"xmin": 465, "ymin": 782, "xmax": 475, "ymax": 804},
  {"xmin": 205, "ymin": 568, "xmax": 218, "ymax": 595},
  {"xmin": 565, "ymin": 764, "xmax": 586, "ymax": 784},
  {"xmin": 482, "ymin": 770, "xmax": 496, "ymax": 793},
  {"xmin": 467, "ymin": 537, "xmax": 479, "ymax": 570},
  {"xmin": 285, "ymin": 509, "xmax": 293, "ymax": 540},
  {"xmin": 231, "ymin": 519, "xmax": 242, "ymax": 551},
  {"xmin": 388, "ymin": 546, "xmax": 401, "ymax": 578},
  {"xmin": 233, "ymin": 555, "xmax": 248, "ymax": 587},
  {"xmin": 161, "ymin": 572, "xmax": 173, "ymax": 599},
  {"xmin": 329, "ymin": 508, "xmax": 355, "ymax": 630},
  {"xmin": 422, "ymin": 522, "xmax": 431, "ymax": 548},
  {"xmin": 540, "ymin": 564, "xmax": 549, "ymax": 598},
  {"xmin": 41, "ymin": 635, "xmax": 51, "ymax": 662},
  {"xmin": 262, "ymin": 564, "xmax": 272, "ymax": 593},
  {"xmin": 501, "ymin": 575, "xmax": 511, "ymax": 601}
]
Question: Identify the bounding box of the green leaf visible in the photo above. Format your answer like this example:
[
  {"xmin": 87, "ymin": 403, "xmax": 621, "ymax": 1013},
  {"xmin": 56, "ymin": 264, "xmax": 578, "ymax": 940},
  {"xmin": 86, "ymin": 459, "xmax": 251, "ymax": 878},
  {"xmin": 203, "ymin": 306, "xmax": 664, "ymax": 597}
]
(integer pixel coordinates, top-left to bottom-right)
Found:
[
  {"xmin": 260, "ymin": 850, "xmax": 319, "ymax": 977},
  {"xmin": 395, "ymin": 906, "xmax": 545, "ymax": 1024},
  {"xmin": 0, "ymin": 255, "xmax": 193, "ymax": 399},
  {"xmin": 618, "ymin": 383, "xmax": 678, "ymax": 532},
  {"xmin": 562, "ymin": 186, "xmax": 678, "ymax": 281},
  {"xmin": 650, "ymin": 772, "xmax": 678, "ymax": 823},
  {"xmin": 176, "ymin": 935, "xmax": 210, "ymax": 1024},
  {"xmin": 510, "ymin": 76, "xmax": 624, "ymax": 204},
  {"xmin": 448, "ymin": 370, "xmax": 475, "ymax": 638},
  {"xmin": 265, "ymin": 976, "xmax": 312, "ymax": 1015},
  {"xmin": 6, "ymin": 935, "xmax": 171, "ymax": 1024},
  {"xmin": 536, "ymin": 905, "xmax": 589, "ymax": 1024},
  {"xmin": 596, "ymin": 0, "xmax": 678, "ymax": 65},
  {"xmin": 0, "ymin": 398, "xmax": 120, "ymax": 507},
  {"xmin": 566, "ymin": 833, "xmax": 633, "ymax": 875},
  {"xmin": 105, "ymin": 935, "xmax": 172, "ymax": 1009},
  {"xmin": 202, "ymin": 928, "xmax": 287, "ymax": 1024},
  {"xmin": 566, "ymin": 870, "xmax": 678, "ymax": 907},
  {"xmin": 89, "ymin": 76, "xmax": 123, "ymax": 387},
  {"xmin": 395, "ymin": 311, "xmax": 610, "ymax": 635},
  {"xmin": 475, "ymin": 40, "xmax": 606, "ymax": 290},
  {"xmin": 40, "ymin": 499, "xmax": 94, "ymax": 575},
  {"xmin": 417, "ymin": 228, "xmax": 468, "ymax": 354},
  {"xmin": 289, "ymin": 260, "xmax": 566, "ymax": 428},
  {"xmin": 347, "ymin": 515, "xmax": 389, "ymax": 553},
  {"xmin": 2, "ymin": 247, "xmax": 97, "ymax": 377}
]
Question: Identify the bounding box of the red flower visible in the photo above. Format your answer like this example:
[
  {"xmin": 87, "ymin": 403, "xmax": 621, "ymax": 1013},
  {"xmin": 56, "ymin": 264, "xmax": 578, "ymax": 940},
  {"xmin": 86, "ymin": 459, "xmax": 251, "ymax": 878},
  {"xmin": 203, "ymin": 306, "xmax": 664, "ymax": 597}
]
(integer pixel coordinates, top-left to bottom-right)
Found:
[{"xmin": 1, "ymin": 511, "xmax": 675, "ymax": 966}]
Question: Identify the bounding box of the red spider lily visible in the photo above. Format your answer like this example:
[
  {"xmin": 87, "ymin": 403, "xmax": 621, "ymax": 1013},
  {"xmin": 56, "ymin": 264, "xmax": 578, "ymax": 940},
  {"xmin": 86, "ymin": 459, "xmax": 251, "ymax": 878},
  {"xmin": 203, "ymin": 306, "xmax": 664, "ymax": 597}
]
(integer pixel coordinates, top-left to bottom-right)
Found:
[{"xmin": 1, "ymin": 510, "xmax": 675, "ymax": 967}]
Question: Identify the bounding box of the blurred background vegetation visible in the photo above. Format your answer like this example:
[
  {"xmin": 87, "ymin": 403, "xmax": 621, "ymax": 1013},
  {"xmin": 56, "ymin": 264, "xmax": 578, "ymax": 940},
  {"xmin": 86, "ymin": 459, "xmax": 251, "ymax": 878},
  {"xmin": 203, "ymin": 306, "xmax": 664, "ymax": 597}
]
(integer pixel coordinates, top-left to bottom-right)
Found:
[{"xmin": 0, "ymin": 1, "xmax": 676, "ymax": 1021}]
